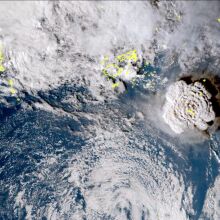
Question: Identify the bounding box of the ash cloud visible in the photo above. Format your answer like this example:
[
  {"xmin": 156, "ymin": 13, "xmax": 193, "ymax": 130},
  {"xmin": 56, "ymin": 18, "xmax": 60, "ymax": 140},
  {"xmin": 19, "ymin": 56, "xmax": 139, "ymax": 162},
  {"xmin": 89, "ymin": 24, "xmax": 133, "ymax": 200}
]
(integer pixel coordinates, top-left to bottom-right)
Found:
[{"xmin": 162, "ymin": 80, "xmax": 215, "ymax": 134}]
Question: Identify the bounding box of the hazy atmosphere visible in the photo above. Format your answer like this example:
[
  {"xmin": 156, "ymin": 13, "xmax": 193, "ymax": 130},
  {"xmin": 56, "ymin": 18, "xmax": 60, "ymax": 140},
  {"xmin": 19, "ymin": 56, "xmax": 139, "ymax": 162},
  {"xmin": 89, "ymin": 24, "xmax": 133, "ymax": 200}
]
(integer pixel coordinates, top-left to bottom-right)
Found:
[{"xmin": 0, "ymin": 1, "xmax": 220, "ymax": 220}]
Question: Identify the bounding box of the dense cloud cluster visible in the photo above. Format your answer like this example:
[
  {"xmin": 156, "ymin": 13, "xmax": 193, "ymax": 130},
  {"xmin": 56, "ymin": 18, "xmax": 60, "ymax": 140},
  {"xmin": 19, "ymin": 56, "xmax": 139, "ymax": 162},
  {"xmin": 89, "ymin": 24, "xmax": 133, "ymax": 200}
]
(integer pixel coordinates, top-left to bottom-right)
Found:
[{"xmin": 163, "ymin": 80, "xmax": 215, "ymax": 134}]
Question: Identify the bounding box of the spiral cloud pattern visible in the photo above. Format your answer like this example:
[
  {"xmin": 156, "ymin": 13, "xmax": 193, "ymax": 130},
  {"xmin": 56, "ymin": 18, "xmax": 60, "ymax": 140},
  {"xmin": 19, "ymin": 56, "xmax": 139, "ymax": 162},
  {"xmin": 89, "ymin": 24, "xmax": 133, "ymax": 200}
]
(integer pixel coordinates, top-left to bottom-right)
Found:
[{"xmin": 163, "ymin": 80, "xmax": 215, "ymax": 134}]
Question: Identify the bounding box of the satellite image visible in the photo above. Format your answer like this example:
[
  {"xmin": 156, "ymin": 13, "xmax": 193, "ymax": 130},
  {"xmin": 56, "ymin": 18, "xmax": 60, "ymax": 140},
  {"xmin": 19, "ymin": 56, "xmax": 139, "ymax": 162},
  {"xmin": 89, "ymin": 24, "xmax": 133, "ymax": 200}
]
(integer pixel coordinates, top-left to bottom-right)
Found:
[{"xmin": 0, "ymin": 1, "xmax": 220, "ymax": 220}]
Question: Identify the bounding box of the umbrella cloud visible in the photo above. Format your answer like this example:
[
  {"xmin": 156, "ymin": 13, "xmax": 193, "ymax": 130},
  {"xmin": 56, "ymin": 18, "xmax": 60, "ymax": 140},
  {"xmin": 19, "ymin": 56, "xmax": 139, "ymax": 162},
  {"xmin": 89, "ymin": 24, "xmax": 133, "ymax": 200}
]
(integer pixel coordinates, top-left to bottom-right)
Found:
[{"xmin": 162, "ymin": 80, "xmax": 215, "ymax": 134}]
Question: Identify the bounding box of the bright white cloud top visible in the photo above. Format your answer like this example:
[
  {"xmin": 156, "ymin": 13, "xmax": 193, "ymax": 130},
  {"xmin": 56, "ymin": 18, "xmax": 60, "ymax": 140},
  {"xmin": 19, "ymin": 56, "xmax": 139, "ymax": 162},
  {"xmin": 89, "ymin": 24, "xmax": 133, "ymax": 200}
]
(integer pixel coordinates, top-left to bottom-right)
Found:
[{"xmin": 163, "ymin": 80, "xmax": 215, "ymax": 134}]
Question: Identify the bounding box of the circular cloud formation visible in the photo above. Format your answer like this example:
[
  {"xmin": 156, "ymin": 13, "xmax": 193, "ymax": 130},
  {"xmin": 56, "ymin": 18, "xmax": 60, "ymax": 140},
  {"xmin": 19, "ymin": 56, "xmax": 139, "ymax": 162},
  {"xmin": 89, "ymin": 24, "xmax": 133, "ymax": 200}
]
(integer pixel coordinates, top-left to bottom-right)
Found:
[{"xmin": 163, "ymin": 80, "xmax": 215, "ymax": 134}]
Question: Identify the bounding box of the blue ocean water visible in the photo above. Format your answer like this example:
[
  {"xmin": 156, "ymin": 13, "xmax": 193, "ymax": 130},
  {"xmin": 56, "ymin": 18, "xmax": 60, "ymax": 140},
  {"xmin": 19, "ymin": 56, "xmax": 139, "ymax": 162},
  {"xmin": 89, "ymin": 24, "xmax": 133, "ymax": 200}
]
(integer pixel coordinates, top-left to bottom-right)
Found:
[{"xmin": 0, "ymin": 51, "xmax": 220, "ymax": 219}]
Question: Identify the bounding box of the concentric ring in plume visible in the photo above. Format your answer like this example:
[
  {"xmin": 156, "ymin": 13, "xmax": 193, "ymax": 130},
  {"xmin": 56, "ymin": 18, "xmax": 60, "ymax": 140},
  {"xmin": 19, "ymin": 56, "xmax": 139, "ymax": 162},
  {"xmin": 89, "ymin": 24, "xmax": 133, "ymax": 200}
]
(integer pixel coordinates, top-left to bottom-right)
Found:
[{"xmin": 163, "ymin": 80, "xmax": 215, "ymax": 134}]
